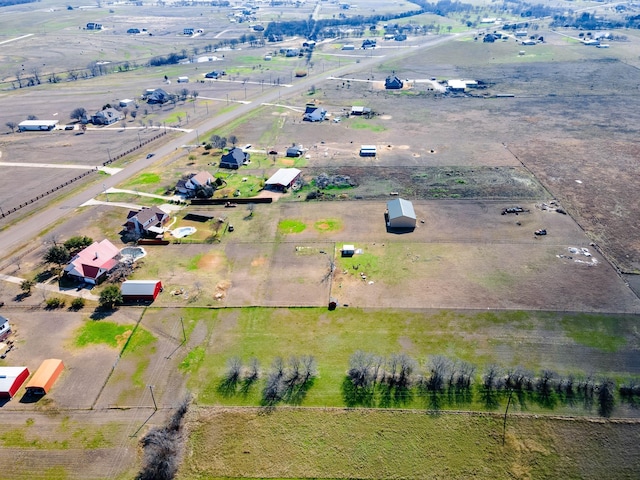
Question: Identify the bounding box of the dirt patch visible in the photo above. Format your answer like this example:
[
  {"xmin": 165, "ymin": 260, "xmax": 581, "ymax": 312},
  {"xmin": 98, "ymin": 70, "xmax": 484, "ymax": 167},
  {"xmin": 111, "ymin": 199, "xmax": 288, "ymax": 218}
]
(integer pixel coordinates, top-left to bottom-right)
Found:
[
  {"xmin": 251, "ymin": 256, "xmax": 267, "ymax": 267},
  {"xmin": 198, "ymin": 252, "xmax": 225, "ymax": 269}
]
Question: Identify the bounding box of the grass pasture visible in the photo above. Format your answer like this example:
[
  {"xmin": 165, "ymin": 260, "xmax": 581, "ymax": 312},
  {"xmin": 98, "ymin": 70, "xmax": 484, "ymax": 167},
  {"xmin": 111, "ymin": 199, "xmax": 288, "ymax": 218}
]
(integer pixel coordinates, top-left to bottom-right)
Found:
[
  {"xmin": 166, "ymin": 308, "xmax": 640, "ymax": 414},
  {"xmin": 180, "ymin": 408, "xmax": 640, "ymax": 480}
]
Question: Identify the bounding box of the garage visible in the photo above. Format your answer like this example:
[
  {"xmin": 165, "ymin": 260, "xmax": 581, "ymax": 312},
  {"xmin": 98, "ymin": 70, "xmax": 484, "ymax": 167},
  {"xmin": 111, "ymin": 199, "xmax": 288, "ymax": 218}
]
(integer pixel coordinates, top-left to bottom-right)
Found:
[{"xmin": 0, "ymin": 366, "xmax": 30, "ymax": 399}]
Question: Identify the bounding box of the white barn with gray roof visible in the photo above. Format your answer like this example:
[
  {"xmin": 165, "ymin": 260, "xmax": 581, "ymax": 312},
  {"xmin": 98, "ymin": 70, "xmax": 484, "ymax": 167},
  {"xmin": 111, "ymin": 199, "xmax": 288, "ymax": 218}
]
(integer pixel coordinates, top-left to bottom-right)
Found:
[{"xmin": 386, "ymin": 198, "xmax": 416, "ymax": 229}]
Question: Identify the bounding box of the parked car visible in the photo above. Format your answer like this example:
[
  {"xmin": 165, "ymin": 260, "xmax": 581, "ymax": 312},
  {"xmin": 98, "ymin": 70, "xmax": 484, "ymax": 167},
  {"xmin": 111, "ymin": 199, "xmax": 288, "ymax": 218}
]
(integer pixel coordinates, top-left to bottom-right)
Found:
[{"xmin": 146, "ymin": 153, "xmax": 155, "ymax": 159}]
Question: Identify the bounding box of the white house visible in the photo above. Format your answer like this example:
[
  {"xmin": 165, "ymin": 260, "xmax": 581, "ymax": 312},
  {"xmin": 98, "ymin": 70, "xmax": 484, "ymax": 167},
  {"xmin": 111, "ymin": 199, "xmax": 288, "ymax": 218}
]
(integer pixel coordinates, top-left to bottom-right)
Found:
[{"xmin": 176, "ymin": 171, "xmax": 214, "ymax": 195}]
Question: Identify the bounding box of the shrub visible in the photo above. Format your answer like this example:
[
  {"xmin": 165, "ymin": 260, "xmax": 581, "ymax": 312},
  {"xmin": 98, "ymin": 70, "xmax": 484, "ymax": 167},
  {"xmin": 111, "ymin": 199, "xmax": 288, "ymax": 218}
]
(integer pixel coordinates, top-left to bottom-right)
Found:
[
  {"xmin": 70, "ymin": 297, "xmax": 86, "ymax": 310},
  {"xmin": 45, "ymin": 297, "xmax": 65, "ymax": 309}
]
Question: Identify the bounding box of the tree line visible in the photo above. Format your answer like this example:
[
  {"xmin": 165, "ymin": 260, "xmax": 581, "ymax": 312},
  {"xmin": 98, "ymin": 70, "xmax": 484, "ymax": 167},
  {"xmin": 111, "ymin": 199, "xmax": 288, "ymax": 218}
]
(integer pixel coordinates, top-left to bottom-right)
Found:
[{"xmin": 217, "ymin": 351, "xmax": 640, "ymax": 418}]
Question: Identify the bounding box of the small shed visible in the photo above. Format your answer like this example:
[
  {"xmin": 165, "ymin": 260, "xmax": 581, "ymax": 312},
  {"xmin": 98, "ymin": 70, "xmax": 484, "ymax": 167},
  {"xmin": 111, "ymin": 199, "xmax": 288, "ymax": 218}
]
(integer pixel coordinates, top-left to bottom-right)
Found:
[
  {"xmin": 359, "ymin": 145, "xmax": 377, "ymax": 157},
  {"xmin": 265, "ymin": 168, "xmax": 301, "ymax": 190},
  {"xmin": 177, "ymin": 76, "xmax": 190, "ymax": 83},
  {"xmin": 0, "ymin": 315, "xmax": 11, "ymax": 342},
  {"xmin": 341, "ymin": 245, "xmax": 355, "ymax": 257},
  {"xmin": 121, "ymin": 280, "xmax": 163, "ymax": 302},
  {"xmin": 386, "ymin": 198, "xmax": 416, "ymax": 229},
  {"xmin": 25, "ymin": 359, "xmax": 64, "ymax": 395},
  {"xmin": 0, "ymin": 367, "xmax": 30, "ymax": 399}
]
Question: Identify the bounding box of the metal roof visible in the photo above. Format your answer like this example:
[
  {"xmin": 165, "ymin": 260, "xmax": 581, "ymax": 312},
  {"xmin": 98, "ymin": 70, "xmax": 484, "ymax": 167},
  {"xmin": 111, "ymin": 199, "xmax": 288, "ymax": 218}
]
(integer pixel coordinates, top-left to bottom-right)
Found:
[
  {"xmin": 121, "ymin": 280, "xmax": 162, "ymax": 296},
  {"xmin": 387, "ymin": 198, "xmax": 416, "ymax": 220},
  {"xmin": 265, "ymin": 168, "xmax": 301, "ymax": 187}
]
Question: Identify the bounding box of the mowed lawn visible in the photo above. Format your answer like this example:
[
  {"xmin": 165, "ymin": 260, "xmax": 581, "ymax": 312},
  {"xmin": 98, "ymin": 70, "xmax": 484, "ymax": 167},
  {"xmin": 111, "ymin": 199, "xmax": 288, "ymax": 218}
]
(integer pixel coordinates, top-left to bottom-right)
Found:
[{"xmin": 179, "ymin": 408, "xmax": 640, "ymax": 480}]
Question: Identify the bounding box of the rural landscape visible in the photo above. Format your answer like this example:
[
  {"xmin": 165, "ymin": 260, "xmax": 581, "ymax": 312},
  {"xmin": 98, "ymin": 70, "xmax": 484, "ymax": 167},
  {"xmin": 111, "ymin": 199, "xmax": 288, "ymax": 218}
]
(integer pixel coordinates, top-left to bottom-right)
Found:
[{"xmin": 0, "ymin": 0, "xmax": 639, "ymax": 478}]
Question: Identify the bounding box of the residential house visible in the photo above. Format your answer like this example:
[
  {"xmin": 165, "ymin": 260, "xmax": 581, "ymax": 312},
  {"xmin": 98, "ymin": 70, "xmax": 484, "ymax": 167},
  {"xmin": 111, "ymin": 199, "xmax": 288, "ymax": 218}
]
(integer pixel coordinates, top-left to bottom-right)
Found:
[
  {"xmin": 146, "ymin": 88, "xmax": 171, "ymax": 104},
  {"xmin": 176, "ymin": 171, "xmax": 215, "ymax": 195},
  {"xmin": 123, "ymin": 206, "xmax": 169, "ymax": 237},
  {"xmin": 184, "ymin": 28, "xmax": 195, "ymax": 35},
  {"xmin": 91, "ymin": 108, "xmax": 124, "ymax": 125},
  {"xmin": 286, "ymin": 145, "xmax": 304, "ymax": 157},
  {"xmin": 362, "ymin": 39, "xmax": 377, "ymax": 49},
  {"xmin": 64, "ymin": 239, "xmax": 120, "ymax": 284},
  {"xmin": 220, "ymin": 147, "xmax": 250, "ymax": 169},
  {"xmin": 303, "ymin": 105, "xmax": 327, "ymax": 122},
  {"xmin": 0, "ymin": 315, "xmax": 11, "ymax": 342},
  {"xmin": 86, "ymin": 22, "xmax": 103, "ymax": 30},
  {"xmin": 384, "ymin": 76, "xmax": 404, "ymax": 89}
]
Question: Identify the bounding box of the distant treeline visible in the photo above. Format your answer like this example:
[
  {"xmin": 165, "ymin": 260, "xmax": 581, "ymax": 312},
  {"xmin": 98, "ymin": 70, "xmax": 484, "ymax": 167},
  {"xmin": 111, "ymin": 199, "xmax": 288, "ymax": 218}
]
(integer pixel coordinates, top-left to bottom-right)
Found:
[{"xmin": 0, "ymin": 0, "xmax": 39, "ymax": 6}]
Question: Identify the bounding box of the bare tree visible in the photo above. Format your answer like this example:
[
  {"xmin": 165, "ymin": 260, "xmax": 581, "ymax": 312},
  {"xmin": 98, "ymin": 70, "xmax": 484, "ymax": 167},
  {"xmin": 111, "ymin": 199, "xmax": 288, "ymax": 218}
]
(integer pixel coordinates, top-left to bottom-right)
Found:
[
  {"xmin": 14, "ymin": 70, "xmax": 23, "ymax": 88},
  {"xmin": 229, "ymin": 135, "xmax": 238, "ymax": 146},
  {"xmin": 597, "ymin": 379, "xmax": 615, "ymax": 417},
  {"xmin": 191, "ymin": 90, "xmax": 199, "ymax": 100},
  {"xmin": 31, "ymin": 67, "xmax": 41, "ymax": 85},
  {"xmin": 6, "ymin": 121, "xmax": 17, "ymax": 133},
  {"xmin": 70, "ymin": 107, "xmax": 87, "ymax": 121}
]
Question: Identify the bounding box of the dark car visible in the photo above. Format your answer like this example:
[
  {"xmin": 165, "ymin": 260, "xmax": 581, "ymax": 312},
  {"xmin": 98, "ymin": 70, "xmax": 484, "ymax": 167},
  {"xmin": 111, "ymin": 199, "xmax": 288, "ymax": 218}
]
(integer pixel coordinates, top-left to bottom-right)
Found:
[
  {"xmin": 65, "ymin": 125, "xmax": 75, "ymax": 130},
  {"xmin": 146, "ymin": 153, "xmax": 155, "ymax": 159}
]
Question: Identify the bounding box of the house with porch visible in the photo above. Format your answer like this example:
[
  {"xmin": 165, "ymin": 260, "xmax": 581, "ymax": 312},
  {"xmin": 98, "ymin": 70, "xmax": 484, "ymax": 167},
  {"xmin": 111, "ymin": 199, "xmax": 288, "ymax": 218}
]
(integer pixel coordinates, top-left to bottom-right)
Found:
[
  {"xmin": 123, "ymin": 206, "xmax": 170, "ymax": 237},
  {"xmin": 176, "ymin": 171, "xmax": 215, "ymax": 195},
  {"xmin": 91, "ymin": 108, "xmax": 124, "ymax": 125},
  {"xmin": 303, "ymin": 105, "xmax": 327, "ymax": 122}
]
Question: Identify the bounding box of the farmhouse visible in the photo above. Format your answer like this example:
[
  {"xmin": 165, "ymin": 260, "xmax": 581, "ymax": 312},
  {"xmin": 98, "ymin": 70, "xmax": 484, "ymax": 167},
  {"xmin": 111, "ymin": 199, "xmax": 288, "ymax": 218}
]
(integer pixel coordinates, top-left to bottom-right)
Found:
[
  {"xmin": 386, "ymin": 198, "xmax": 417, "ymax": 229},
  {"xmin": 25, "ymin": 359, "xmax": 64, "ymax": 395},
  {"xmin": 286, "ymin": 145, "xmax": 305, "ymax": 157},
  {"xmin": 265, "ymin": 168, "xmax": 302, "ymax": 190},
  {"xmin": 18, "ymin": 120, "xmax": 58, "ymax": 132},
  {"xmin": 63, "ymin": 239, "xmax": 120, "ymax": 284},
  {"xmin": 91, "ymin": 108, "xmax": 124, "ymax": 125},
  {"xmin": 176, "ymin": 171, "xmax": 215, "ymax": 195},
  {"xmin": 146, "ymin": 88, "xmax": 171, "ymax": 104},
  {"xmin": 123, "ymin": 206, "xmax": 169, "ymax": 237},
  {"xmin": 0, "ymin": 315, "xmax": 12, "ymax": 342},
  {"xmin": 359, "ymin": 145, "xmax": 377, "ymax": 157},
  {"xmin": 86, "ymin": 22, "xmax": 103, "ymax": 30},
  {"xmin": 0, "ymin": 367, "xmax": 30, "ymax": 399},
  {"xmin": 184, "ymin": 28, "xmax": 195, "ymax": 35},
  {"xmin": 121, "ymin": 280, "xmax": 163, "ymax": 303},
  {"xmin": 303, "ymin": 105, "xmax": 327, "ymax": 122},
  {"xmin": 220, "ymin": 147, "xmax": 250, "ymax": 169},
  {"xmin": 385, "ymin": 76, "xmax": 404, "ymax": 89},
  {"xmin": 362, "ymin": 39, "xmax": 377, "ymax": 49}
]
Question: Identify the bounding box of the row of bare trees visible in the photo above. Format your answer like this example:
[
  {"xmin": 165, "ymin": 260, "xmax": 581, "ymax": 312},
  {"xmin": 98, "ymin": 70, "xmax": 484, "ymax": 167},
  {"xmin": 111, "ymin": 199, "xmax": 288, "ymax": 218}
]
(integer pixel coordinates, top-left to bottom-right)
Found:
[
  {"xmin": 344, "ymin": 351, "xmax": 622, "ymax": 417},
  {"xmin": 218, "ymin": 355, "xmax": 317, "ymax": 406}
]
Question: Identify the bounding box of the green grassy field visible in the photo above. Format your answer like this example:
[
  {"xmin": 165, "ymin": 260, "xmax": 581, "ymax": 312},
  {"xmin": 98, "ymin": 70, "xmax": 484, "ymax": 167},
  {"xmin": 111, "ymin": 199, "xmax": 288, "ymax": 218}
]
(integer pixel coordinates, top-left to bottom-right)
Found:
[
  {"xmin": 178, "ymin": 407, "xmax": 640, "ymax": 480},
  {"xmin": 151, "ymin": 307, "xmax": 640, "ymax": 416}
]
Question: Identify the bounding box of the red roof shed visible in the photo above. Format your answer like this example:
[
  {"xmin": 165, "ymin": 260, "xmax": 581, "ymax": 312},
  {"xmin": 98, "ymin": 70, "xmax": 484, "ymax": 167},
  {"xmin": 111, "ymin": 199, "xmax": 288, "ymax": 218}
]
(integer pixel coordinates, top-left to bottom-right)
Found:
[
  {"xmin": 0, "ymin": 367, "xmax": 30, "ymax": 399},
  {"xmin": 25, "ymin": 359, "xmax": 64, "ymax": 395},
  {"xmin": 121, "ymin": 280, "xmax": 163, "ymax": 302}
]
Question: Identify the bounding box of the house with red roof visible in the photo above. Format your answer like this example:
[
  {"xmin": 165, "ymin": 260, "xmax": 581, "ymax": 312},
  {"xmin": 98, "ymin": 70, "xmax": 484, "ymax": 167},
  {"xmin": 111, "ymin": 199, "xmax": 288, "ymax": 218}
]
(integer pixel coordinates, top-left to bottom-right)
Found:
[{"xmin": 63, "ymin": 239, "xmax": 120, "ymax": 284}]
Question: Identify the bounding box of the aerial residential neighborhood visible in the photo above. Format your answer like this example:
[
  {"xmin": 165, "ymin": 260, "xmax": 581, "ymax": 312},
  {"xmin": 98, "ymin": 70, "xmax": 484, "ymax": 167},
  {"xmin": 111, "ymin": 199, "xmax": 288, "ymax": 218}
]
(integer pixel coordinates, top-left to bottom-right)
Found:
[{"xmin": 0, "ymin": 0, "xmax": 639, "ymax": 478}]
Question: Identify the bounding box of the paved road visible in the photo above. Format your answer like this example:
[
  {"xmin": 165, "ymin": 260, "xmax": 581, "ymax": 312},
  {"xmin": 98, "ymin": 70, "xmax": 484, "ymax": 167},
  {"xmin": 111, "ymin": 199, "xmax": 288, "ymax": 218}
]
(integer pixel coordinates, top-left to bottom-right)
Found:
[{"xmin": 0, "ymin": 33, "xmax": 461, "ymax": 260}]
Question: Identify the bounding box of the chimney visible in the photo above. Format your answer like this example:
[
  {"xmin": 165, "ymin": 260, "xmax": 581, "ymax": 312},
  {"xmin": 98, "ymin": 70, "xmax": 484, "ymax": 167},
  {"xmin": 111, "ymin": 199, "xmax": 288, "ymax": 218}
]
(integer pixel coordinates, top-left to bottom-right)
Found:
[{"xmin": 94, "ymin": 252, "xmax": 99, "ymax": 260}]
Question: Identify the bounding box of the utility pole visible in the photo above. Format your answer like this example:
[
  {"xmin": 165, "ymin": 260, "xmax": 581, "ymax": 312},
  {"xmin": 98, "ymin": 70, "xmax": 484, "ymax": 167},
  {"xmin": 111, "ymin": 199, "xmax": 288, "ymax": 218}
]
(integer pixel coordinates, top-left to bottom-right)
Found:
[{"xmin": 148, "ymin": 385, "xmax": 157, "ymax": 411}]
